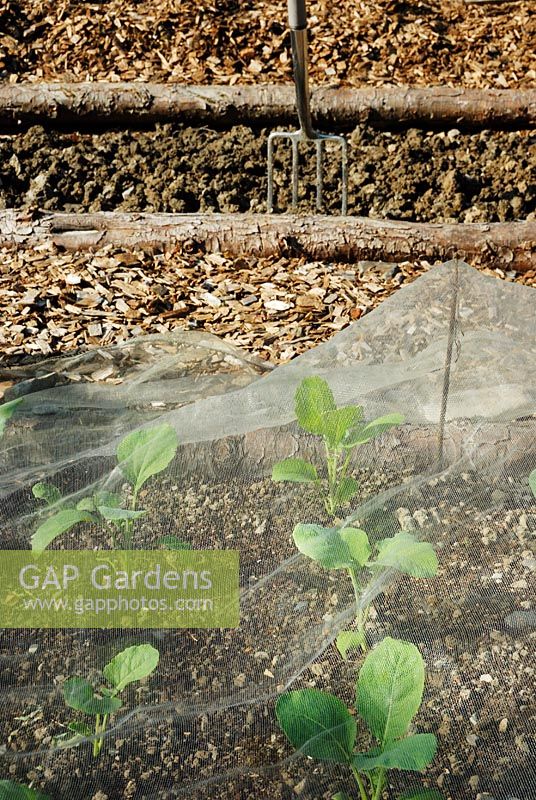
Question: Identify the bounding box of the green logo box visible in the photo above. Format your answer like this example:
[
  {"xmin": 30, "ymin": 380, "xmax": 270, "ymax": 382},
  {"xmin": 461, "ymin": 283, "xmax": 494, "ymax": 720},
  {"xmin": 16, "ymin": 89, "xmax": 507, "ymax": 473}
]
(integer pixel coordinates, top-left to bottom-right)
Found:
[{"xmin": 0, "ymin": 550, "xmax": 239, "ymax": 629}]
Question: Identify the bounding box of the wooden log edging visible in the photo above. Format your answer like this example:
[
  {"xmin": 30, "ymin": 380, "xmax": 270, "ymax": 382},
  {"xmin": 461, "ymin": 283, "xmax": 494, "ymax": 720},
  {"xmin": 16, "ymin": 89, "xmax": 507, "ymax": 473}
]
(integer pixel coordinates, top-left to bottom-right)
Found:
[
  {"xmin": 0, "ymin": 83, "xmax": 534, "ymax": 131},
  {"xmin": 1, "ymin": 211, "xmax": 534, "ymax": 270}
]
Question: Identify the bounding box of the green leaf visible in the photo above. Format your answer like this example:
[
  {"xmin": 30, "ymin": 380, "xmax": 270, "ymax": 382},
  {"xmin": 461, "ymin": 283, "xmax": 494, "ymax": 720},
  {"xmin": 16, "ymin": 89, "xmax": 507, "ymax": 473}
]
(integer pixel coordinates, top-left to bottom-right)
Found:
[
  {"xmin": 398, "ymin": 789, "xmax": 444, "ymax": 800},
  {"xmin": 293, "ymin": 524, "xmax": 370, "ymax": 570},
  {"xmin": 32, "ymin": 483, "xmax": 62, "ymax": 507},
  {"xmin": 276, "ymin": 689, "xmax": 356, "ymax": 764},
  {"xmin": 158, "ymin": 536, "xmax": 192, "ymax": 550},
  {"xmin": 294, "ymin": 376, "xmax": 336, "ymax": 435},
  {"xmin": 0, "ymin": 781, "xmax": 51, "ymax": 800},
  {"xmin": 103, "ymin": 644, "xmax": 160, "ymax": 693},
  {"xmin": 97, "ymin": 506, "xmax": 145, "ymax": 522},
  {"xmin": 333, "ymin": 794, "xmax": 352, "ymax": 800},
  {"xmin": 272, "ymin": 458, "xmax": 319, "ymax": 484},
  {"xmin": 76, "ymin": 497, "xmax": 96, "ymax": 512},
  {"xmin": 31, "ymin": 509, "xmax": 94, "ymax": 552},
  {"xmin": 117, "ymin": 423, "xmax": 178, "ymax": 494},
  {"xmin": 343, "ymin": 412, "xmax": 404, "ymax": 447},
  {"xmin": 67, "ymin": 721, "xmax": 93, "ymax": 737},
  {"xmin": 529, "ymin": 469, "xmax": 536, "ymax": 499},
  {"xmin": 373, "ymin": 532, "xmax": 438, "ymax": 578},
  {"xmin": 63, "ymin": 677, "xmax": 122, "ymax": 716},
  {"xmin": 0, "ymin": 398, "xmax": 23, "ymax": 437},
  {"xmin": 322, "ymin": 406, "xmax": 362, "ymax": 449},
  {"xmin": 353, "ymin": 733, "xmax": 437, "ymax": 772},
  {"xmin": 357, "ymin": 637, "xmax": 425, "ymax": 746},
  {"xmin": 336, "ymin": 630, "xmax": 366, "ymax": 660},
  {"xmin": 335, "ymin": 476, "xmax": 359, "ymax": 507},
  {"xmin": 94, "ymin": 491, "xmax": 122, "ymax": 508}
]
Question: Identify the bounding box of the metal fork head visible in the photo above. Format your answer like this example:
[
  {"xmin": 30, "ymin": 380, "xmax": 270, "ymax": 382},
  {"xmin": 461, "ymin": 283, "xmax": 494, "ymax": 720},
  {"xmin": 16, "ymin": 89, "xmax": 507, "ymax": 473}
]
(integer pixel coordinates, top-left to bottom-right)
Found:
[{"xmin": 267, "ymin": 128, "xmax": 348, "ymax": 215}]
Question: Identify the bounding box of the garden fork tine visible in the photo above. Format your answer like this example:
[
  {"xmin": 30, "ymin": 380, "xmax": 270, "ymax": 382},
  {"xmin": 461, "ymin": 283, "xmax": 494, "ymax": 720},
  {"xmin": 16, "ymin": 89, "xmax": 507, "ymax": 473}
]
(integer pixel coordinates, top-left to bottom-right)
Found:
[{"xmin": 267, "ymin": 0, "xmax": 348, "ymax": 214}]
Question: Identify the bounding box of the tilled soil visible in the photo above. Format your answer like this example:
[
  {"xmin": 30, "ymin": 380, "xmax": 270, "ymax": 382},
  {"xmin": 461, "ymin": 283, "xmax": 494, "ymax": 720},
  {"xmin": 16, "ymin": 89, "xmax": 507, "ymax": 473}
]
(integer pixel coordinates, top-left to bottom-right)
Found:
[
  {"xmin": 0, "ymin": 468, "xmax": 534, "ymax": 800},
  {"xmin": 1, "ymin": 0, "xmax": 534, "ymax": 89},
  {"xmin": 1, "ymin": 125, "xmax": 535, "ymax": 221}
]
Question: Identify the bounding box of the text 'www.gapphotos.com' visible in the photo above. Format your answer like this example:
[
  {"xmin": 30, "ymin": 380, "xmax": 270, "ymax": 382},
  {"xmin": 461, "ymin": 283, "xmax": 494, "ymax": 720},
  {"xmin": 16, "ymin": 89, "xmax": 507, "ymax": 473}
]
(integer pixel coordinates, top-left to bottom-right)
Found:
[{"xmin": 22, "ymin": 595, "xmax": 215, "ymax": 615}]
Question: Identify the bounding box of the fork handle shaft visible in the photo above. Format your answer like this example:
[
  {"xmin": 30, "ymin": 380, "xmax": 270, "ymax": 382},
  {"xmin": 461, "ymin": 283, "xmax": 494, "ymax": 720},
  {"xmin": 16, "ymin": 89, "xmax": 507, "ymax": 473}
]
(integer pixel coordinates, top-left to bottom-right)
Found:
[{"xmin": 288, "ymin": 0, "xmax": 307, "ymax": 29}]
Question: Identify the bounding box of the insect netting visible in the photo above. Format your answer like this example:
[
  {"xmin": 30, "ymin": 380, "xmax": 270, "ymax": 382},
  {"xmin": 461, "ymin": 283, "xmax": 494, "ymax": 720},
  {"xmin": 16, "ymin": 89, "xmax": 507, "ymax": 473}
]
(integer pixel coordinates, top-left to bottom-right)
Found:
[{"xmin": 0, "ymin": 261, "xmax": 534, "ymax": 800}]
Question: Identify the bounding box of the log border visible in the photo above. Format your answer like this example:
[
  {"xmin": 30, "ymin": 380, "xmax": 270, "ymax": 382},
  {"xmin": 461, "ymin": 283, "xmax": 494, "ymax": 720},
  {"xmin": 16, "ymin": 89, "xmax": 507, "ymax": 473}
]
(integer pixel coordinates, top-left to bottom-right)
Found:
[
  {"xmin": 1, "ymin": 210, "xmax": 534, "ymax": 271},
  {"xmin": 0, "ymin": 83, "xmax": 534, "ymax": 131}
]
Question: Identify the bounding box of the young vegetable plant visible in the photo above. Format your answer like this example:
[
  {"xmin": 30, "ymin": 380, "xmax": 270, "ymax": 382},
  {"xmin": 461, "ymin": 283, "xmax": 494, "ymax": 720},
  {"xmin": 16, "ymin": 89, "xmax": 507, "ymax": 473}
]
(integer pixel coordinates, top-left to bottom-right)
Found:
[
  {"xmin": 62, "ymin": 643, "xmax": 159, "ymax": 758},
  {"xmin": 272, "ymin": 376, "xmax": 403, "ymax": 517},
  {"xmin": 294, "ymin": 521, "xmax": 437, "ymax": 656},
  {"xmin": 31, "ymin": 423, "xmax": 182, "ymax": 551},
  {"xmin": 0, "ymin": 398, "xmax": 23, "ymax": 438},
  {"xmin": 0, "ymin": 781, "xmax": 50, "ymax": 800},
  {"xmin": 276, "ymin": 637, "xmax": 442, "ymax": 800}
]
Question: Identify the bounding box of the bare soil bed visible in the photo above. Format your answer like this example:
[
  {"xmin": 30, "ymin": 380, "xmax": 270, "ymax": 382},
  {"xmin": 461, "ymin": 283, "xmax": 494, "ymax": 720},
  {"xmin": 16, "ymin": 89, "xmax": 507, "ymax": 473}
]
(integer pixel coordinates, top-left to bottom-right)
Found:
[
  {"xmin": 2, "ymin": 125, "xmax": 534, "ymax": 221},
  {"xmin": 0, "ymin": 465, "xmax": 534, "ymax": 800},
  {"xmin": 1, "ymin": 0, "xmax": 534, "ymax": 89}
]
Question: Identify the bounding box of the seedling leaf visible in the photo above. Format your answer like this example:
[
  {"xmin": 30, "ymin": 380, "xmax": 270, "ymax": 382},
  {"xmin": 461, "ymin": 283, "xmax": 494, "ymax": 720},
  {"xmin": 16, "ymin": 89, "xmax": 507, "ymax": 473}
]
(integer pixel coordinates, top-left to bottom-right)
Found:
[
  {"xmin": 0, "ymin": 398, "xmax": 22, "ymax": 437},
  {"xmin": 158, "ymin": 536, "xmax": 192, "ymax": 550},
  {"xmin": 63, "ymin": 677, "xmax": 122, "ymax": 716},
  {"xmin": 0, "ymin": 781, "xmax": 51, "ymax": 800},
  {"xmin": 321, "ymin": 406, "xmax": 362, "ymax": 449},
  {"xmin": 295, "ymin": 376, "xmax": 336, "ymax": 434},
  {"xmin": 336, "ymin": 630, "xmax": 366, "ymax": 660},
  {"xmin": 398, "ymin": 790, "xmax": 444, "ymax": 800},
  {"xmin": 529, "ymin": 469, "xmax": 536, "ymax": 499},
  {"xmin": 76, "ymin": 497, "xmax": 96, "ymax": 512},
  {"xmin": 357, "ymin": 637, "xmax": 425, "ymax": 746},
  {"xmin": 117, "ymin": 424, "xmax": 178, "ymax": 495},
  {"xmin": 32, "ymin": 483, "xmax": 62, "ymax": 507},
  {"xmin": 276, "ymin": 689, "xmax": 356, "ymax": 764},
  {"xmin": 373, "ymin": 531, "xmax": 438, "ymax": 578},
  {"xmin": 103, "ymin": 643, "xmax": 159, "ymax": 693},
  {"xmin": 97, "ymin": 506, "xmax": 145, "ymax": 522},
  {"xmin": 334, "ymin": 477, "xmax": 359, "ymax": 507},
  {"xmin": 67, "ymin": 721, "xmax": 93, "ymax": 737},
  {"xmin": 272, "ymin": 458, "xmax": 319, "ymax": 483},
  {"xmin": 343, "ymin": 412, "xmax": 404, "ymax": 447},
  {"xmin": 31, "ymin": 509, "xmax": 94, "ymax": 552},
  {"xmin": 353, "ymin": 733, "xmax": 437, "ymax": 772},
  {"xmin": 293, "ymin": 524, "xmax": 370, "ymax": 570}
]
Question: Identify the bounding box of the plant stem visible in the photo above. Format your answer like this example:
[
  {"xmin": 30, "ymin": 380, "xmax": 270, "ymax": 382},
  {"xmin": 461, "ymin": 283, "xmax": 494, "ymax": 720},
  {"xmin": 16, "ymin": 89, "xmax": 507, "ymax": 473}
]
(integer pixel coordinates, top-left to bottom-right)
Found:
[
  {"xmin": 348, "ymin": 567, "xmax": 368, "ymax": 651},
  {"xmin": 351, "ymin": 765, "xmax": 370, "ymax": 800},
  {"xmin": 371, "ymin": 768, "xmax": 386, "ymax": 800},
  {"xmin": 93, "ymin": 715, "xmax": 101, "ymax": 758},
  {"xmin": 324, "ymin": 442, "xmax": 339, "ymax": 516}
]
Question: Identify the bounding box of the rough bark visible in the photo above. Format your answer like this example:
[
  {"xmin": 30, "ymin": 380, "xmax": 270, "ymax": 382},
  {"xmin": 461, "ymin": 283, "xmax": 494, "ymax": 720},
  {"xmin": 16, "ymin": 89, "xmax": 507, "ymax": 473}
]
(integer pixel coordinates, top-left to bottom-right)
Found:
[
  {"xmin": 1, "ymin": 210, "xmax": 534, "ymax": 271},
  {"xmin": 0, "ymin": 83, "xmax": 533, "ymax": 132}
]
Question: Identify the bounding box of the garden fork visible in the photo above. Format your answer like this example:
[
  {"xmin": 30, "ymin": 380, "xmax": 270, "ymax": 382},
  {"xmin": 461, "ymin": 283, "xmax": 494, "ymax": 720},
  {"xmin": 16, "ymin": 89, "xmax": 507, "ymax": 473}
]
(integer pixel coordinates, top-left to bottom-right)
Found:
[{"xmin": 267, "ymin": 0, "xmax": 348, "ymax": 214}]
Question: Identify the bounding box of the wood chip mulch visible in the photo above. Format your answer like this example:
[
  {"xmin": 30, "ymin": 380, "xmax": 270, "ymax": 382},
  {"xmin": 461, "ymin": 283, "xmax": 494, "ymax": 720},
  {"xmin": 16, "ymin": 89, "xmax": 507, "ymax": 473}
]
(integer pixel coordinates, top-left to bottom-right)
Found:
[
  {"xmin": 0, "ymin": 0, "xmax": 534, "ymax": 89},
  {"xmin": 1, "ymin": 245, "xmax": 535, "ymax": 394}
]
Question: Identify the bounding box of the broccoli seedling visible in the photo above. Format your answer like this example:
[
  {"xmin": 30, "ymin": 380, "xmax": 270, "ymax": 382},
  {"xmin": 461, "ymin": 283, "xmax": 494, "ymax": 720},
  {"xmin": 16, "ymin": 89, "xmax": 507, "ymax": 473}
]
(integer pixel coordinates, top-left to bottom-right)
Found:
[
  {"xmin": 31, "ymin": 423, "xmax": 183, "ymax": 551},
  {"xmin": 293, "ymin": 522, "xmax": 437, "ymax": 655},
  {"xmin": 276, "ymin": 637, "xmax": 442, "ymax": 800},
  {"xmin": 272, "ymin": 376, "xmax": 403, "ymax": 517},
  {"xmin": 62, "ymin": 643, "xmax": 159, "ymax": 758}
]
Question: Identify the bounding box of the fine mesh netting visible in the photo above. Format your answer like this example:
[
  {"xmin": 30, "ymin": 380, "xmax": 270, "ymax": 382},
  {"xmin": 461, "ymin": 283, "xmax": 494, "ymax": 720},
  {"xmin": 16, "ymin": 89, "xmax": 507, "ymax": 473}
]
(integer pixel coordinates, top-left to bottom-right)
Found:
[{"xmin": 0, "ymin": 261, "xmax": 534, "ymax": 800}]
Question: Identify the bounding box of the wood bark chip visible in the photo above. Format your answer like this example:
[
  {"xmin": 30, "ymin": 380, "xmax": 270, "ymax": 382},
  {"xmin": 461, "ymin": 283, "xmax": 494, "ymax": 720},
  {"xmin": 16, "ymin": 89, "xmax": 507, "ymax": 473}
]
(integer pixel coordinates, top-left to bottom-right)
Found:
[
  {"xmin": 0, "ymin": 84, "xmax": 534, "ymax": 131},
  {"xmin": 0, "ymin": 211, "xmax": 533, "ymax": 271}
]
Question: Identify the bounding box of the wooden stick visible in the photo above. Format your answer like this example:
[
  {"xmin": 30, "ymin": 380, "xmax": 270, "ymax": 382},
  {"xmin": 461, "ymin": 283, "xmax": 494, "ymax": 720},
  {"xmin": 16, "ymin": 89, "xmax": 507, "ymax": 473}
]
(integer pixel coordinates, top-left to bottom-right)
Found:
[
  {"xmin": 0, "ymin": 83, "xmax": 533, "ymax": 131},
  {"xmin": 1, "ymin": 210, "xmax": 534, "ymax": 270}
]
